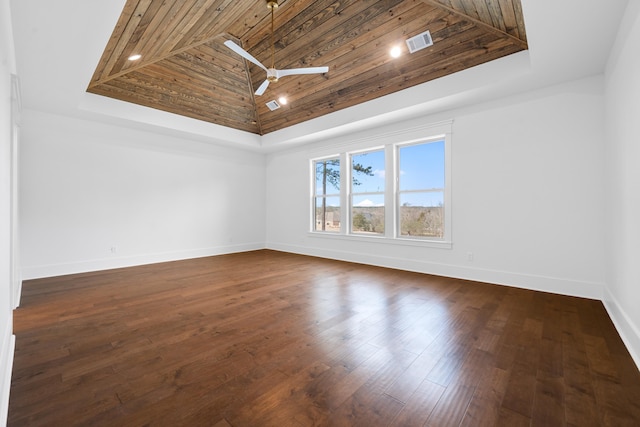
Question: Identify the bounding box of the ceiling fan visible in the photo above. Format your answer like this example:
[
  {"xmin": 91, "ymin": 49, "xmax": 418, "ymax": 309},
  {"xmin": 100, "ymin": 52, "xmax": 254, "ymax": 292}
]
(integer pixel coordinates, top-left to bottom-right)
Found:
[{"xmin": 224, "ymin": 0, "xmax": 329, "ymax": 96}]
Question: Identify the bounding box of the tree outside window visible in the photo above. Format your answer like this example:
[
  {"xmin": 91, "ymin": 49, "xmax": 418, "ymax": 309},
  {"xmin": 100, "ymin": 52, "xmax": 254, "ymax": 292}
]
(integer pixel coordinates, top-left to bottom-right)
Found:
[
  {"xmin": 311, "ymin": 129, "xmax": 450, "ymax": 244},
  {"xmin": 314, "ymin": 158, "xmax": 340, "ymax": 232},
  {"xmin": 313, "ymin": 156, "xmax": 374, "ymax": 232},
  {"xmin": 350, "ymin": 150, "xmax": 384, "ymax": 235}
]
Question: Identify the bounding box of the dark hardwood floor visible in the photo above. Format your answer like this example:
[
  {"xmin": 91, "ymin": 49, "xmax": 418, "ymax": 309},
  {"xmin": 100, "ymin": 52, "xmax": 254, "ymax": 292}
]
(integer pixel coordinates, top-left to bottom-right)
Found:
[{"xmin": 8, "ymin": 250, "xmax": 640, "ymax": 426}]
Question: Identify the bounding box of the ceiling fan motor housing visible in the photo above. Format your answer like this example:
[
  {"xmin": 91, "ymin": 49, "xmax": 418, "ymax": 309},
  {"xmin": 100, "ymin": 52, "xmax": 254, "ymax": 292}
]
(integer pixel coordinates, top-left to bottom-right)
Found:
[
  {"xmin": 266, "ymin": 69, "xmax": 278, "ymax": 82},
  {"xmin": 222, "ymin": 0, "xmax": 327, "ymax": 97}
]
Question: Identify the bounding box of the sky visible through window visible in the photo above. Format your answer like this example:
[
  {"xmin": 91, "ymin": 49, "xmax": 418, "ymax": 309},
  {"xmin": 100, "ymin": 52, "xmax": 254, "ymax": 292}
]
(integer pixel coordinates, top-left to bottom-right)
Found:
[
  {"xmin": 348, "ymin": 141, "xmax": 444, "ymax": 207},
  {"xmin": 352, "ymin": 149, "xmax": 385, "ymax": 207}
]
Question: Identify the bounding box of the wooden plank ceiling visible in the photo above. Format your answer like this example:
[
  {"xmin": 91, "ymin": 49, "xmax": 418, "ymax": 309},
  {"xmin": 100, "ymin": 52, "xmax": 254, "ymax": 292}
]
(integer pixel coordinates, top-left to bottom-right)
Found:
[{"xmin": 87, "ymin": 0, "xmax": 527, "ymax": 135}]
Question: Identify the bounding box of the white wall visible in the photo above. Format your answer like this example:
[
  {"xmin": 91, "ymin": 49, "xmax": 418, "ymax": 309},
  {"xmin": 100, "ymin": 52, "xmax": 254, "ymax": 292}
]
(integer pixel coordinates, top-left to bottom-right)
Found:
[
  {"xmin": 266, "ymin": 76, "xmax": 607, "ymax": 300},
  {"xmin": 604, "ymin": 0, "xmax": 640, "ymax": 366},
  {"xmin": 19, "ymin": 110, "xmax": 266, "ymax": 279},
  {"xmin": 1, "ymin": 0, "xmax": 17, "ymax": 423}
]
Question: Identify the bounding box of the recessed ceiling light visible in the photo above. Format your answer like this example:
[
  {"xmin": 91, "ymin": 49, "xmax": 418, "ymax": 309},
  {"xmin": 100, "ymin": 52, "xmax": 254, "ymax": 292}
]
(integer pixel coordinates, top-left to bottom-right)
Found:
[
  {"xmin": 390, "ymin": 46, "xmax": 402, "ymax": 58},
  {"xmin": 278, "ymin": 96, "xmax": 288, "ymax": 105},
  {"xmin": 128, "ymin": 54, "xmax": 142, "ymax": 61}
]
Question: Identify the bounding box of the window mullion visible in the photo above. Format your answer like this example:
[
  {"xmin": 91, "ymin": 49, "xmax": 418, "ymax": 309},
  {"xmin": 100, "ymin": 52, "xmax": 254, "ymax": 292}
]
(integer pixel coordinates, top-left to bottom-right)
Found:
[
  {"xmin": 340, "ymin": 152, "xmax": 348, "ymax": 235},
  {"xmin": 400, "ymin": 188, "xmax": 444, "ymax": 194},
  {"xmin": 385, "ymin": 144, "xmax": 395, "ymax": 238}
]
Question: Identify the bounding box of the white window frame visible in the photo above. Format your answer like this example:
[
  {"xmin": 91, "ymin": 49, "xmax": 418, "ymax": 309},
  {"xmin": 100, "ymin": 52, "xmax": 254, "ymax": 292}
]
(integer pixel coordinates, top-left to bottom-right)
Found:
[
  {"xmin": 348, "ymin": 147, "xmax": 385, "ymax": 235},
  {"xmin": 309, "ymin": 120, "xmax": 452, "ymax": 249},
  {"xmin": 311, "ymin": 155, "xmax": 342, "ymax": 233},
  {"xmin": 395, "ymin": 136, "xmax": 449, "ymax": 242}
]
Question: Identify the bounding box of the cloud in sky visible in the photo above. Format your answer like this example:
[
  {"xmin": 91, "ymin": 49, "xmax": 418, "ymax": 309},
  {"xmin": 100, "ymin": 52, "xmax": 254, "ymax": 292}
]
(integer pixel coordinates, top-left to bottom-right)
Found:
[
  {"xmin": 354, "ymin": 199, "xmax": 384, "ymax": 207},
  {"xmin": 355, "ymin": 199, "xmax": 374, "ymax": 207}
]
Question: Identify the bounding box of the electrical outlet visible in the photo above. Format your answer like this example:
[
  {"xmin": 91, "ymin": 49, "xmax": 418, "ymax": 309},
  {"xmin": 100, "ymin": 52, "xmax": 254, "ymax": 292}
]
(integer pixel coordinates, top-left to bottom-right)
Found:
[
  {"xmin": 110, "ymin": 246, "xmax": 117, "ymax": 254},
  {"xmin": 467, "ymin": 252, "xmax": 474, "ymax": 261}
]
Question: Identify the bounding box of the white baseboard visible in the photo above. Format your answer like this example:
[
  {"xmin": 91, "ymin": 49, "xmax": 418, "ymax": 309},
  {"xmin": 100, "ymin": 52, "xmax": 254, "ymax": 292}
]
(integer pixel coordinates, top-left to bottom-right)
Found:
[
  {"xmin": 266, "ymin": 242, "xmax": 605, "ymax": 300},
  {"xmin": 15, "ymin": 279, "xmax": 21, "ymax": 308},
  {"xmin": 602, "ymin": 288, "xmax": 640, "ymax": 371},
  {"xmin": 21, "ymin": 242, "xmax": 265, "ymax": 280},
  {"xmin": 1, "ymin": 321, "xmax": 16, "ymax": 427},
  {"xmin": 12, "ymin": 276, "xmax": 22, "ymax": 309}
]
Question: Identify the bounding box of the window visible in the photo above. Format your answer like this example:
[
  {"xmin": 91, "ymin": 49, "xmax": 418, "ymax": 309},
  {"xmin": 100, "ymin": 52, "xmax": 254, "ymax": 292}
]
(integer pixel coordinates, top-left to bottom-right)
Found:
[
  {"xmin": 397, "ymin": 140, "xmax": 445, "ymax": 238},
  {"xmin": 310, "ymin": 121, "xmax": 451, "ymax": 246},
  {"xmin": 313, "ymin": 157, "xmax": 340, "ymax": 232},
  {"xmin": 350, "ymin": 149, "xmax": 385, "ymax": 235}
]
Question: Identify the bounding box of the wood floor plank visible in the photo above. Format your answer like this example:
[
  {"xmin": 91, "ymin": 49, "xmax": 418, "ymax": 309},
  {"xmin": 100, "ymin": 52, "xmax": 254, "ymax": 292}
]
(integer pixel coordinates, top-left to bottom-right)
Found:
[
  {"xmin": 531, "ymin": 372, "xmax": 566, "ymax": 425},
  {"xmin": 8, "ymin": 250, "xmax": 640, "ymax": 426},
  {"xmin": 424, "ymin": 381, "xmax": 477, "ymax": 427},
  {"xmin": 496, "ymin": 406, "xmax": 532, "ymax": 426},
  {"xmin": 388, "ymin": 378, "xmax": 445, "ymax": 426},
  {"xmin": 562, "ymin": 307, "xmax": 600, "ymax": 426},
  {"xmin": 459, "ymin": 365, "xmax": 510, "ymax": 426}
]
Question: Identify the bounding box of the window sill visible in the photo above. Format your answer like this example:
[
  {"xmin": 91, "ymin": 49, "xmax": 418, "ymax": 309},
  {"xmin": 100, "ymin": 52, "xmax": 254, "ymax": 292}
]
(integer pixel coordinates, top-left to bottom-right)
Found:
[{"xmin": 307, "ymin": 231, "xmax": 452, "ymax": 249}]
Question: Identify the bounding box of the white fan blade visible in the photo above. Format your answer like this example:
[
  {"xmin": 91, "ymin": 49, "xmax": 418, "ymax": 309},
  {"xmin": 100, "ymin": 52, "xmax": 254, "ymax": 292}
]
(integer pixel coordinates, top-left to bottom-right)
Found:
[
  {"xmin": 276, "ymin": 66, "xmax": 329, "ymax": 78},
  {"xmin": 255, "ymin": 79, "xmax": 270, "ymax": 96},
  {"xmin": 223, "ymin": 40, "xmax": 268, "ymax": 72}
]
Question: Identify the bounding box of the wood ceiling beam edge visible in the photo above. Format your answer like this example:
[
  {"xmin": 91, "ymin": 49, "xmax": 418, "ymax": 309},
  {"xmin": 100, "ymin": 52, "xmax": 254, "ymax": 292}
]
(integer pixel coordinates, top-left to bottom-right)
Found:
[
  {"xmin": 419, "ymin": 0, "xmax": 527, "ymax": 49},
  {"xmin": 240, "ymin": 41, "xmax": 263, "ymax": 135},
  {"xmin": 89, "ymin": 0, "xmax": 153, "ymax": 86},
  {"xmin": 87, "ymin": 32, "xmax": 242, "ymax": 89}
]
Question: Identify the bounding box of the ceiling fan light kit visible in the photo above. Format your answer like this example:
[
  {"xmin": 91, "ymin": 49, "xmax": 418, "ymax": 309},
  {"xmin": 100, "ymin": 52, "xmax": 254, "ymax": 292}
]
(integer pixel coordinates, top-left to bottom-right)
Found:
[{"xmin": 224, "ymin": 0, "xmax": 328, "ymax": 97}]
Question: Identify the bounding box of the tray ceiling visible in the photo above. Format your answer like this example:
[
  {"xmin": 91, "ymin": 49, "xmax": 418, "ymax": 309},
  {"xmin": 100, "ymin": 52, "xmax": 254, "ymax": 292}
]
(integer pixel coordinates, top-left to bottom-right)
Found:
[{"xmin": 87, "ymin": 0, "xmax": 527, "ymax": 135}]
